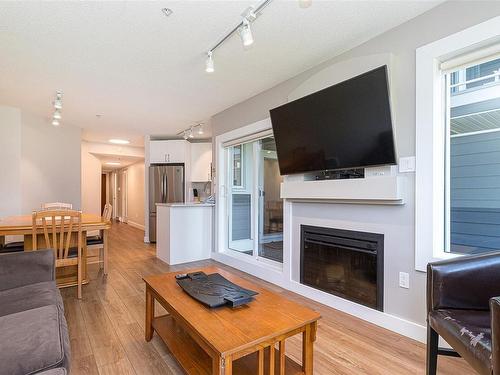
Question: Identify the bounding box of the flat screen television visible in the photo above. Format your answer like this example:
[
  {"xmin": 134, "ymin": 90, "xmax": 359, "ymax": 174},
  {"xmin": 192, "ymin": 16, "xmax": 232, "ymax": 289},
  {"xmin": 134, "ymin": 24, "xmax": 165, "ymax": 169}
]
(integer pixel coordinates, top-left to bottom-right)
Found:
[{"xmin": 270, "ymin": 66, "xmax": 396, "ymax": 175}]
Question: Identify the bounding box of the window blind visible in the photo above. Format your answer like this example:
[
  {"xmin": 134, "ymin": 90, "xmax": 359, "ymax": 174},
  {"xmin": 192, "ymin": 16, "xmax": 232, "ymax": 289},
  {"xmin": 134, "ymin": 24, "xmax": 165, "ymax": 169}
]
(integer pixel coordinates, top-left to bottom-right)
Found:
[
  {"xmin": 222, "ymin": 129, "xmax": 273, "ymax": 148},
  {"xmin": 440, "ymin": 43, "xmax": 500, "ymax": 73}
]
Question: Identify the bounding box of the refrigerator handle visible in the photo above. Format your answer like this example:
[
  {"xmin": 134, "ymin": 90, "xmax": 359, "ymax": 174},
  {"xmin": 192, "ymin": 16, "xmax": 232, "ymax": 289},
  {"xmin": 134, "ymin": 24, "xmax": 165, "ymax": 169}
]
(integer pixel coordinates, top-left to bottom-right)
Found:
[
  {"xmin": 162, "ymin": 170, "xmax": 166, "ymax": 203},
  {"xmin": 165, "ymin": 172, "xmax": 169, "ymax": 203}
]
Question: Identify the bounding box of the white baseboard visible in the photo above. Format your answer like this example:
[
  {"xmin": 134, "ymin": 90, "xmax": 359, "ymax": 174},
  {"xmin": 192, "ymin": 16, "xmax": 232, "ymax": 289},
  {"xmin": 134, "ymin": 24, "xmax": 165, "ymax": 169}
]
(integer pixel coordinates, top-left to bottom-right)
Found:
[
  {"xmin": 127, "ymin": 220, "xmax": 145, "ymax": 230},
  {"xmin": 211, "ymin": 252, "xmax": 427, "ymax": 343}
]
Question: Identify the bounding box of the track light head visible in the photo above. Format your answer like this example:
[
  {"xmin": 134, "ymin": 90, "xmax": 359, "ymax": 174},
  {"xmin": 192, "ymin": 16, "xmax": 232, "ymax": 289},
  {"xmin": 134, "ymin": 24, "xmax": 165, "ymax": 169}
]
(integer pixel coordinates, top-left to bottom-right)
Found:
[
  {"xmin": 53, "ymin": 110, "xmax": 62, "ymax": 120},
  {"xmin": 239, "ymin": 18, "xmax": 254, "ymax": 47},
  {"xmin": 197, "ymin": 124, "xmax": 204, "ymax": 135},
  {"xmin": 205, "ymin": 52, "xmax": 214, "ymax": 73},
  {"xmin": 53, "ymin": 91, "xmax": 63, "ymax": 110},
  {"xmin": 188, "ymin": 128, "xmax": 194, "ymax": 138},
  {"xmin": 51, "ymin": 119, "xmax": 60, "ymax": 127},
  {"xmin": 183, "ymin": 131, "xmax": 189, "ymax": 140}
]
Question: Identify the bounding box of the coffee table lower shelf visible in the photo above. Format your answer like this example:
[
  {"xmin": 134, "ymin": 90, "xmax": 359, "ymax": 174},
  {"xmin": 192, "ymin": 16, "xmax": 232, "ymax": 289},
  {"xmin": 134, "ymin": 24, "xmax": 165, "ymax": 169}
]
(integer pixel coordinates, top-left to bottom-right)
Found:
[{"xmin": 152, "ymin": 315, "xmax": 304, "ymax": 375}]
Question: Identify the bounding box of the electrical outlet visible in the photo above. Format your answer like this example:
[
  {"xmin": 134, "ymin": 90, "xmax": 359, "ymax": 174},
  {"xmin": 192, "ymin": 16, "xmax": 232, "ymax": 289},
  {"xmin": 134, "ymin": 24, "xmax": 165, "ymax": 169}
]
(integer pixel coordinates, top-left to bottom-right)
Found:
[{"xmin": 399, "ymin": 272, "xmax": 410, "ymax": 289}]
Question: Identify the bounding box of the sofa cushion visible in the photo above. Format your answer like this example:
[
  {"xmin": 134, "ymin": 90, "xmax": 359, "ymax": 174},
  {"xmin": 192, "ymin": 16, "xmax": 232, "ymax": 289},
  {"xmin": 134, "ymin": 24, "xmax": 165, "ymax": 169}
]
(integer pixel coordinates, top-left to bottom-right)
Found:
[
  {"xmin": 0, "ymin": 304, "xmax": 70, "ymax": 375},
  {"xmin": 429, "ymin": 309, "xmax": 492, "ymax": 375},
  {"xmin": 0, "ymin": 281, "xmax": 63, "ymax": 318}
]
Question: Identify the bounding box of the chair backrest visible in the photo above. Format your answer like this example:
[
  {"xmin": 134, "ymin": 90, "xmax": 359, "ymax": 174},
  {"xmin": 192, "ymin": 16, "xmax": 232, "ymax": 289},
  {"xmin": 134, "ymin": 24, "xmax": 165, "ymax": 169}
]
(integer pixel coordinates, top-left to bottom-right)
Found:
[
  {"xmin": 41, "ymin": 202, "xmax": 73, "ymax": 210},
  {"xmin": 32, "ymin": 210, "xmax": 82, "ymax": 260},
  {"xmin": 102, "ymin": 203, "xmax": 112, "ymax": 221}
]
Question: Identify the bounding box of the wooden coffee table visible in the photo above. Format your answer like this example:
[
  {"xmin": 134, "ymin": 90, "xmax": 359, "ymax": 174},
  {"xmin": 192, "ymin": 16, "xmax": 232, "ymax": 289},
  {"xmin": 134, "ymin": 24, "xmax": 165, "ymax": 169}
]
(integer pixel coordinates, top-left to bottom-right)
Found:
[{"xmin": 143, "ymin": 266, "xmax": 320, "ymax": 375}]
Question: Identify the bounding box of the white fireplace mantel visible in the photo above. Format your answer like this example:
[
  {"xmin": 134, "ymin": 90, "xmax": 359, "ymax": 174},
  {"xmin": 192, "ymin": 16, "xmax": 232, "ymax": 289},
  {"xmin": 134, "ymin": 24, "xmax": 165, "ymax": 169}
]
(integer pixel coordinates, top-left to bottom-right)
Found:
[{"xmin": 280, "ymin": 175, "xmax": 405, "ymax": 205}]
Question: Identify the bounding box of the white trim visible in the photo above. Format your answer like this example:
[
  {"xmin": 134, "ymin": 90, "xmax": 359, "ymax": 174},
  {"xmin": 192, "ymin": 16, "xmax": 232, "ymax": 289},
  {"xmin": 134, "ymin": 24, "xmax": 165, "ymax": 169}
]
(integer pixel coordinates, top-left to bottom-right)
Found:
[
  {"xmin": 127, "ymin": 220, "xmax": 145, "ymax": 230},
  {"xmin": 415, "ymin": 16, "xmax": 500, "ymax": 272}
]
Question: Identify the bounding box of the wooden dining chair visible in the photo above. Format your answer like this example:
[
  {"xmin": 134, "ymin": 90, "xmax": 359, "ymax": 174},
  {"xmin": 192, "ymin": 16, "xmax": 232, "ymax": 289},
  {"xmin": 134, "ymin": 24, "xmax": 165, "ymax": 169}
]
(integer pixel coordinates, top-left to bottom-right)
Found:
[
  {"xmin": 41, "ymin": 202, "xmax": 73, "ymax": 210},
  {"xmin": 87, "ymin": 203, "xmax": 112, "ymax": 275},
  {"xmin": 32, "ymin": 209, "xmax": 83, "ymax": 299}
]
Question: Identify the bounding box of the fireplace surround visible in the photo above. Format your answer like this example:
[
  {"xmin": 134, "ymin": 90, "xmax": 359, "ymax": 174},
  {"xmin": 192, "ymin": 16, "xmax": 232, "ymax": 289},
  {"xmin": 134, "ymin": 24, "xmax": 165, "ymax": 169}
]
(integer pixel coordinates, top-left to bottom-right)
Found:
[{"xmin": 300, "ymin": 225, "xmax": 384, "ymax": 311}]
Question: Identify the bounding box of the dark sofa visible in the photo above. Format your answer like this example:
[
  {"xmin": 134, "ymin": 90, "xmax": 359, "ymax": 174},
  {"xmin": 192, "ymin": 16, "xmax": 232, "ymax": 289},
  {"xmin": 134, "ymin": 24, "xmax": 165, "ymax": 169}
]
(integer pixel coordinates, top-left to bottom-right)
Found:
[{"xmin": 0, "ymin": 250, "xmax": 71, "ymax": 374}]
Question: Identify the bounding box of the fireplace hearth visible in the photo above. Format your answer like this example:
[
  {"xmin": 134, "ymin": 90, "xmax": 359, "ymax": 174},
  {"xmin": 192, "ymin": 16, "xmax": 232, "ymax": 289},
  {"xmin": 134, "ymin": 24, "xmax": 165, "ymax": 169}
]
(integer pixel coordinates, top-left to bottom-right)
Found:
[{"xmin": 300, "ymin": 225, "xmax": 384, "ymax": 311}]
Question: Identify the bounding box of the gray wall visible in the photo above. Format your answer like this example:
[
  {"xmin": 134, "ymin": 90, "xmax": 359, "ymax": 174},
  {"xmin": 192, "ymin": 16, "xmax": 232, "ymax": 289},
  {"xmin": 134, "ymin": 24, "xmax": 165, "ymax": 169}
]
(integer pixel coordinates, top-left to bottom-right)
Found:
[{"xmin": 211, "ymin": 2, "xmax": 500, "ymax": 326}]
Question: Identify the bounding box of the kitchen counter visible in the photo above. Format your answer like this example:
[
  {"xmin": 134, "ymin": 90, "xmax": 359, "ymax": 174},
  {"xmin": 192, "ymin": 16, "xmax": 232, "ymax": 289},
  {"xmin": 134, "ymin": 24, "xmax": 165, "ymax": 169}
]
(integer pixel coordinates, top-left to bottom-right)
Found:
[
  {"xmin": 156, "ymin": 202, "xmax": 215, "ymax": 207},
  {"xmin": 156, "ymin": 203, "xmax": 213, "ymax": 265}
]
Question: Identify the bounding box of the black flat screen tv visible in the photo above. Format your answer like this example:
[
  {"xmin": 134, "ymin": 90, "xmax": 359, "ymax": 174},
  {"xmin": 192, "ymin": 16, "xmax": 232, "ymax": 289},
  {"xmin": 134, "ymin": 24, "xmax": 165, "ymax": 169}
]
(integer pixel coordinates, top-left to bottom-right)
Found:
[{"xmin": 270, "ymin": 66, "xmax": 396, "ymax": 175}]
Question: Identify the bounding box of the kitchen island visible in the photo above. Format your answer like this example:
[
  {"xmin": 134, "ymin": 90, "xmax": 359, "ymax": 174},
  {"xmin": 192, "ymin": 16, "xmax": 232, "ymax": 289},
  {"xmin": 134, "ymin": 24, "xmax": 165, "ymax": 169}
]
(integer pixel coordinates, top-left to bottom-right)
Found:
[{"xmin": 156, "ymin": 203, "xmax": 214, "ymax": 265}]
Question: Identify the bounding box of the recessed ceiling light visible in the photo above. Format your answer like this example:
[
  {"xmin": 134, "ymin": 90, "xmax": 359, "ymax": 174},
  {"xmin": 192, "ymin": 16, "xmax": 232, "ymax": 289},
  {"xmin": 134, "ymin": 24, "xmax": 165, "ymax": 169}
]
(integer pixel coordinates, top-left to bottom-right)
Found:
[
  {"xmin": 105, "ymin": 162, "xmax": 121, "ymax": 166},
  {"xmin": 51, "ymin": 119, "xmax": 60, "ymax": 127},
  {"xmin": 53, "ymin": 110, "xmax": 62, "ymax": 120},
  {"xmin": 109, "ymin": 139, "xmax": 130, "ymax": 145},
  {"xmin": 161, "ymin": 8, "xmax": 173, "ymax": 17}
]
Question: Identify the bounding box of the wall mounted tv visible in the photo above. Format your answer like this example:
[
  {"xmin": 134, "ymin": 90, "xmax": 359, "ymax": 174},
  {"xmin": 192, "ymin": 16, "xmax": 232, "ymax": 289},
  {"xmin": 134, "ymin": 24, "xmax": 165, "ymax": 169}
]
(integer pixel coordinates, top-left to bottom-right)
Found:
[{"xmin": 270, "ymin": 65, "xmax": 396, "ymax": 176}]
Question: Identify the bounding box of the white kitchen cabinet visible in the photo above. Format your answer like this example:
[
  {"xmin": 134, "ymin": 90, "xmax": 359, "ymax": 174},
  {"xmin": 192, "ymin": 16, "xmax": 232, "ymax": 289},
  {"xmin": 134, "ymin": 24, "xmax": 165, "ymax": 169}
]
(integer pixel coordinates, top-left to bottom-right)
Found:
[
  {"xmin": 190, "ymin": 142, "xmax": 212, "ymax": 182},
  {"xmin": 150, "ymin": 140, "xmax": 189, "ymax": 164}
]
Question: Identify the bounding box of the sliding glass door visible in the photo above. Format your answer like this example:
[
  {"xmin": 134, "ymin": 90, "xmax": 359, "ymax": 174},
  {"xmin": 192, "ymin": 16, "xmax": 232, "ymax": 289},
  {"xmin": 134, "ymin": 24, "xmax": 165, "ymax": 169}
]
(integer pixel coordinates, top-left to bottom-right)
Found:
[{"xmin": 225, "ymin": 137, "xmax": 283, "ymax": 264}]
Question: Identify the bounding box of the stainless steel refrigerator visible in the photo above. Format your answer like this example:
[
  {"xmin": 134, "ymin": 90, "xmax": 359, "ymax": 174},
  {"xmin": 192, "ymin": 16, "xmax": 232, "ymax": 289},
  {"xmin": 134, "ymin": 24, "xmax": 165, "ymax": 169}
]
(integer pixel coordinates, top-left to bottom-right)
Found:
[{"xmin": 149, "ymin": 164, "xmax": 185, "ymax": 242}]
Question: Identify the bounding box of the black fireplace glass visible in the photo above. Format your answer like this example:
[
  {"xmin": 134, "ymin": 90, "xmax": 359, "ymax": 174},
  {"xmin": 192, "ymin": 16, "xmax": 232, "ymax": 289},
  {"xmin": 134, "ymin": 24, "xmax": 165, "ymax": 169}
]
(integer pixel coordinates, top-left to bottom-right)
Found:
[{"xmin": 300, "ymin": 226, "xmax": 384, "ymax": 311}]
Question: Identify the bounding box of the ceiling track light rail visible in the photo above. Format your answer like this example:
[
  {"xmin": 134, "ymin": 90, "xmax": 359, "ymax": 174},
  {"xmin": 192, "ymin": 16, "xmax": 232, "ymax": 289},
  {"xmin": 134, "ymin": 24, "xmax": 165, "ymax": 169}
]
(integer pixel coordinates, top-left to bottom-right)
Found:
[
  {"xmin": 205, "ymin": 0, "xmax": 273, "ymax": 73},
  {"xmin": 177, "ymin": 123, "xmax": 205, "ymax": 140}
]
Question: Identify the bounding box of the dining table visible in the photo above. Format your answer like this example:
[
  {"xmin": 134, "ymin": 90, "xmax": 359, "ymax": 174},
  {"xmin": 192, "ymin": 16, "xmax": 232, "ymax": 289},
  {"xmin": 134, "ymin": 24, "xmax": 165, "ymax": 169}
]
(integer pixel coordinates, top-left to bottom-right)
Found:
[{"xmin": 0, "ymin": 213, "xmax": 111, "ymax": 288}]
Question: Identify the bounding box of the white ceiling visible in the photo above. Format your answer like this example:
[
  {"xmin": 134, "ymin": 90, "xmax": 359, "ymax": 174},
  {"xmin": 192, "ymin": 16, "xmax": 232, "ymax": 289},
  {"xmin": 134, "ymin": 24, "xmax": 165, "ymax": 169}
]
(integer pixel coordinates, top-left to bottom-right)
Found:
[
  {"xmin": 0, "ymin": 0, "xmax": 441, "ymax": 142},
  {"xmin": 92, "ymin": 153, "xmax": 144, "ymax": 171}
]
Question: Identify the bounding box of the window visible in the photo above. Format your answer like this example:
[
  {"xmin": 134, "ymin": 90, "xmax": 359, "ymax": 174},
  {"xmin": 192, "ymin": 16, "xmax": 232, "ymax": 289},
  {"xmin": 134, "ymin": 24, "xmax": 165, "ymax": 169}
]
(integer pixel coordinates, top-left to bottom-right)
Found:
[
  {"xmin": 445, "ymin": 57, "xmax": 500, "ymax": 255},
  {"xmin": 225, "ymin": 137, "xmax": 283, "ymax": 264},
  {"xmin": 415, "ymin": 17, "xmax": 500, "ymax": 271}
]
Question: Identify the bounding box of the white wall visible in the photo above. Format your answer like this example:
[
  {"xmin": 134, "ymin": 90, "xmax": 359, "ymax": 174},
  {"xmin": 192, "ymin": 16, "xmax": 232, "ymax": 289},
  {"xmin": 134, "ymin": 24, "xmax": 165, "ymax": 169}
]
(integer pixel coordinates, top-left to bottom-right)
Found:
[
  {"xmin": 0, "ymin": 105, "xmax": 82, "ymax": 215},
  {"xmin": 20, "ymin": 111, "xmax": 81, "ymax": 212},
  {"xmin": 81, "ymin": 141, "xmax": 102, "ymax": 216},
  {"xmin": 211, "ymin": 2, "xmax": 500, "ymax": 336},
  {"xmin": 124, "ymin": 161, "xmax": 145, "ymax": 229},
  {"xmin": 0, "ymin": 106, "xmax": 22, "ymax": 216}
]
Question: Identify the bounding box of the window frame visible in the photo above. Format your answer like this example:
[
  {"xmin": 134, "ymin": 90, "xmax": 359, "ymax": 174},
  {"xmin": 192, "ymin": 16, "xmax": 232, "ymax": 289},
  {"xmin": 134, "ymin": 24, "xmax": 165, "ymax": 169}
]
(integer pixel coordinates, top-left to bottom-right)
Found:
[
  {"xmin": 415, "ymin": 16, "xmax": 500, "ymax": 272},
  {"xmin": 214, "ymin": 118, "xmax": 284, "ymax": 271}
]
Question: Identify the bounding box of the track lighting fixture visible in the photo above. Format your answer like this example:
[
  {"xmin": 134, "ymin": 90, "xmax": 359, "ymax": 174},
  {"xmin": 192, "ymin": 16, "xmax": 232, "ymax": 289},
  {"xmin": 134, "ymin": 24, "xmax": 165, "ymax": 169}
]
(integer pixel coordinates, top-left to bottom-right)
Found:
[
  {"xmin": 205, "ymin": 52, "xmax": 214, "ymax": 73},
  {"xmin": 53, "ymin": 92, "xmax": 63, "ymax": 110},
  {"xmin": 50, "ymin": 91, "xmax": 63, "ymax": 127},
  {"xmin": 239, "ymin": 18, "xmax": 254, "ymax": 47},
  {"xmin": 204, "ymin": 0, "xmax": 273, "ymax": 73},
  {"xmin": 178, "ymin": 123, "xmax": 206, "ymax": 139}
]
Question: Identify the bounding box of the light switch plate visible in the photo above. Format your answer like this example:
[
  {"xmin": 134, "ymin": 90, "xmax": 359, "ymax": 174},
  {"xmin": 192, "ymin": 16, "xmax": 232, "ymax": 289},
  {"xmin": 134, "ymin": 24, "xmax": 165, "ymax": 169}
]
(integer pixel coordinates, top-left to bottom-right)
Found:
[
  {"xmin": 399, "ymin": 156, "xmax": 416, "ymax": 173},
  {"xmin": 399, "ymin": 272, "xmax": 410, "ymax": 289}
]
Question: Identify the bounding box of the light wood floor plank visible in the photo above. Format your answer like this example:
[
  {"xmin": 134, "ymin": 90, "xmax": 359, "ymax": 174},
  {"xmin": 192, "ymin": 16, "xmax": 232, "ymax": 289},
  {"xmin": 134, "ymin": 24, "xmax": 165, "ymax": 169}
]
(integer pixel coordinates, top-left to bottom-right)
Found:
[{"xmin": 61, "ymin": 221, "xmax": 474, "ymax": 375}]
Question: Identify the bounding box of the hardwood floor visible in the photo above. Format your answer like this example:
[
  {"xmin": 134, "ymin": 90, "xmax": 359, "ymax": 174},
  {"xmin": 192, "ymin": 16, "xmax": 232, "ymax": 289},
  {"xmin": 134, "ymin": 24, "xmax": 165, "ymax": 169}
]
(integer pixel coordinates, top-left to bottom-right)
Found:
[{"xmin": 62, "ymin": 222, "xmax": 474, "ymax": 374}]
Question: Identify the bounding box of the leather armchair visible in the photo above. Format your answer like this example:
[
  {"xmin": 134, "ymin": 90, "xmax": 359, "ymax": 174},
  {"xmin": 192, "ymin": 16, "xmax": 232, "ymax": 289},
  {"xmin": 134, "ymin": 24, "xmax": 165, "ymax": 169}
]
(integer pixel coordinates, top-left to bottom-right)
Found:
[{"xmin": 427, "ymin": 252, "xmax": 500, "ymax": 375}]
